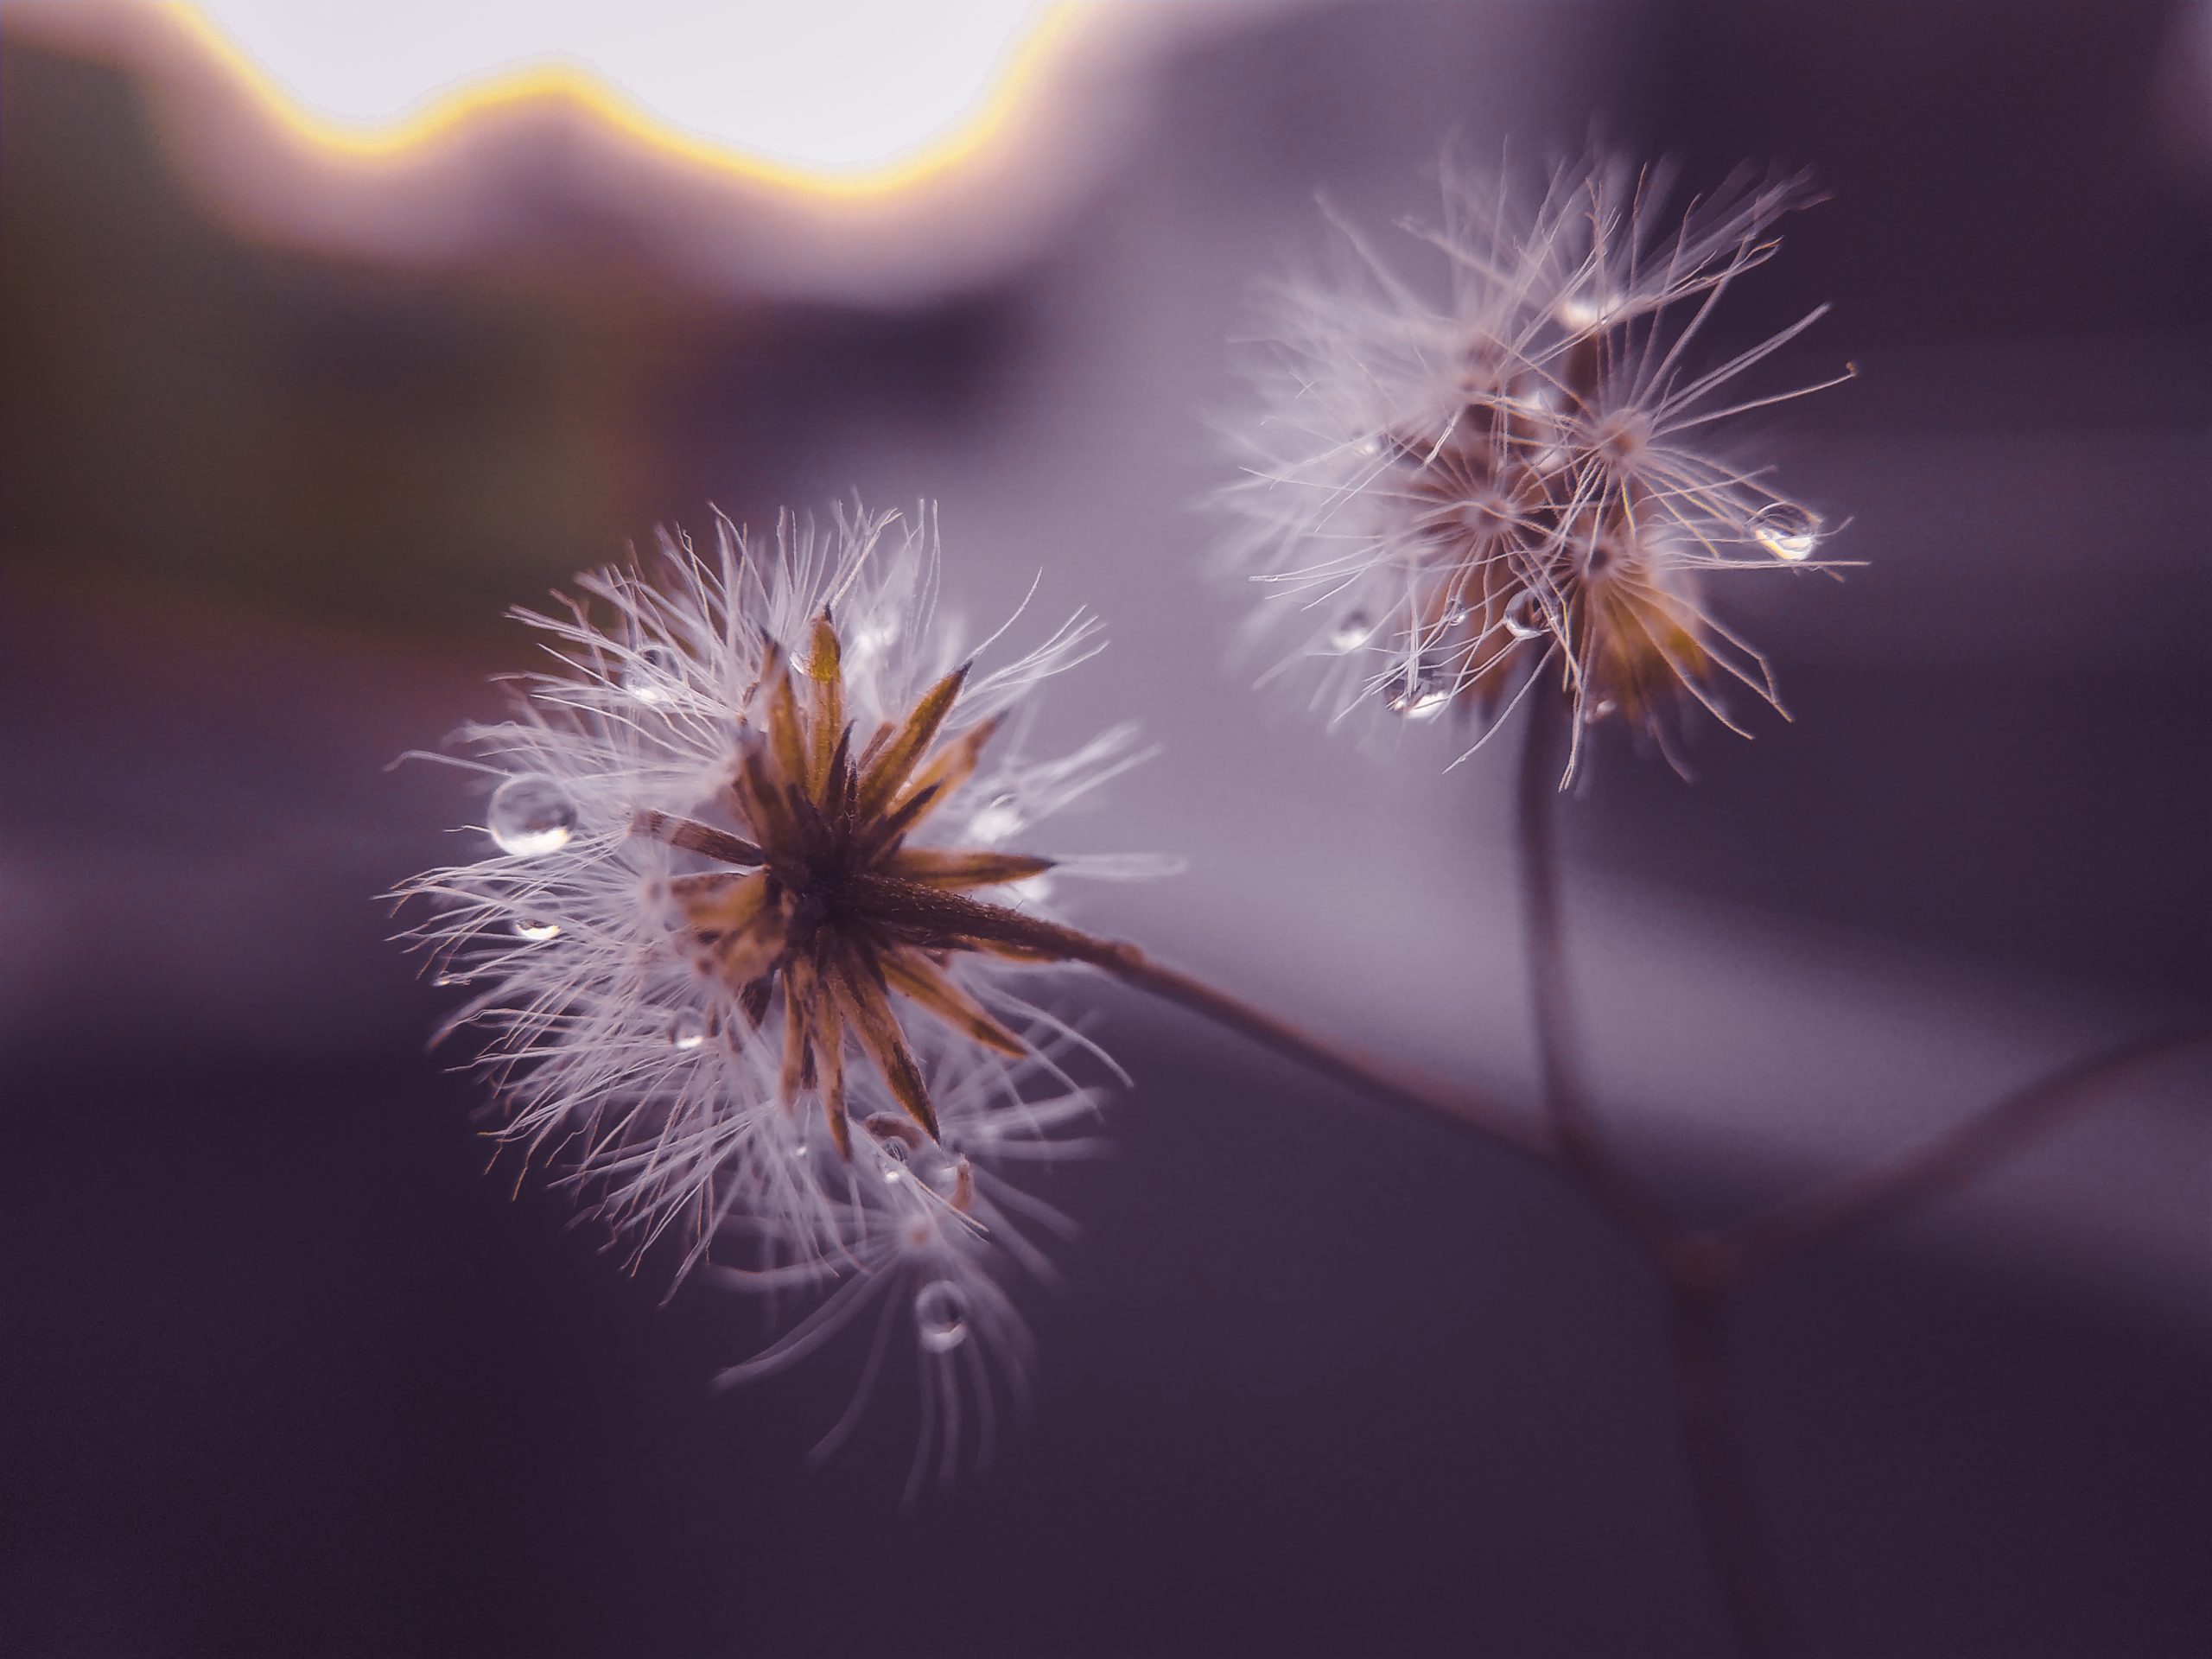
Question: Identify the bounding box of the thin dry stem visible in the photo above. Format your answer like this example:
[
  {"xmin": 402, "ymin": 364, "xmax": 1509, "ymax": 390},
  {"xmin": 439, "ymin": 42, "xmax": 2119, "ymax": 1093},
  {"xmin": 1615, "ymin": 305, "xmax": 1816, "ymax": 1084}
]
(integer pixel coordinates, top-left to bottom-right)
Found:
[
  {"xmin": 1514, "ymin": 685, "xmax": 1681, "ymax": 1254},
  {"xmin": 993, "ymin": 916, "xmax": 1548, "ymax": 1160},
  {"xmin": 1669, "ymin": 1286, "xmax": 1796, "ymax": 1659},
  {"xmin": 1113, "ymin": 948, "xmax": 1549, "ymax": 1160},
  {"xmin": 1710, "ymin": 1026, "xmax": 2212, "ymax": 1287},
  {"xmin": 1514, "ymin": 690, "xmax": 1791, "ymax": 1659}
]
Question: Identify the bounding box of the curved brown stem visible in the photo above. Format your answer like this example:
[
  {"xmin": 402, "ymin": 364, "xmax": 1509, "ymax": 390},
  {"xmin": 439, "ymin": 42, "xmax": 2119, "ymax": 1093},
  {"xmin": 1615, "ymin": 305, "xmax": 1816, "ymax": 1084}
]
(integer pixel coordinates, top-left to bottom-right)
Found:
[
  {"xmin": 1709, "ymin": 1026, "xmax": 2212, "ymax": 1287},
  {"xmin": 1670, "ymin": 1286, "xmax": 1796, "ymax": 1659},
  {"xmin": 1086, "ymin": 941, "xmax": 1554, "ymax": 1161},
  {"xmin": 1513, "ymin": 697, "xmax": 1792, "ymax": 1657},
  {"xmin": 1514, "ymin": 687, "xmax": 1680, "ymax": 1254},
  {"xmin": 987, "ymin": 909, "xmax": 1548, "ymax": 1160}
]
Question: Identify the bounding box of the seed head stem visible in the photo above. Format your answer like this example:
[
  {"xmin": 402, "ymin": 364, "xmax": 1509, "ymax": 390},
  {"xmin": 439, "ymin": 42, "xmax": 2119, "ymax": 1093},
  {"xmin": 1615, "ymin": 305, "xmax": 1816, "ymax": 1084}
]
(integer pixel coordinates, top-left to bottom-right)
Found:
[
  {"xmin": 1513, "ymin": 692, "xmax": 1793, "ymax": 1658},
  {"xmin": 1710, "ymin": 1026, "xmax": 2212, "ymax": 1287},
  {"xmin": 1514, "ymin": 684, "xmax": 1681, "ymax": 1255},
  {"xmin": 1087, "ymin": 941, "xmax": 1551, "ymax": 1161},
  {"xmin": 1669, "ymin": 1283, "xmax": 1798, "ymax": 1659}
]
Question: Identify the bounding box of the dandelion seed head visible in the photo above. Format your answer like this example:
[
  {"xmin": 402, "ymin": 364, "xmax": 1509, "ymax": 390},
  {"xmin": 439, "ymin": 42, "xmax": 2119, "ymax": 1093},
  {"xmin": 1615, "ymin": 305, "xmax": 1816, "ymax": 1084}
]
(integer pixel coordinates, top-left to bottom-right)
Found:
[
  {"xmin": 1223, "ymin": 153, "xmax": 1848, "ymax": 773},
  {"xmin": 393, "ymin": 501, "xmax": 1144, "ymax": 1470}
]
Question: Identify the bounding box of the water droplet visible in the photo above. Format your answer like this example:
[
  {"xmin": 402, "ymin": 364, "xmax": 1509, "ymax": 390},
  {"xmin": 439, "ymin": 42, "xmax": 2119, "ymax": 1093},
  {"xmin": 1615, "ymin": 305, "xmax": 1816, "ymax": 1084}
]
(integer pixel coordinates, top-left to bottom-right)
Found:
[
  {"xmin": 869, "ymin": 1120, "xmax": 967, "ymax": 1198},
  {"xmin": 1007, "ymin": 873, "xmax": 1055, "ymax": 907},
  {"xmin": 1583, "ymin": 696, "xmax": 1620, "ymax": 725},
  {"xmin": 512, "ymin": 916, "xmax": 561, "ymax": 942},
  {"xmin": 968, "ymin": 795, "xmax": 1024, "ymax": 846},
  {"xmin": 1439, "ymin": 601, "xmax": 1471, "ymax": 629},
  {"xmin": 915, "ymin": 1280, "xmax": 969, "ymax": 1353},
  {"xmin": 887, "ymin": 1141, "xmax": 965, "ymax": 1194},
  {"xmin": 1503, "ymin": 588, "xmax": 1548, "ymax": 640},
  {"xmin": 621, "ymin": 643, "xmax": 681, "ymax": 703},
  {"xmin": 1509, "ymin": 380, "xmax": 1560, "ymax": 416},
  {"xmin": 433, "ymin": 972, "xmax": 473, "ymax": 988},
  {"xmin": 487, "ymin": 774, "xmax": 577, "ymax": 857},
  {"xmin": 1387, "ymin": 658, "xmax": 1454, "ymax": 721},
  {"xmin": 1329, "ymin": 611, "xmax": 1375, "ymax": 653},
  {"xmin": 1751, "ymin": 502, "xmax": 1820, "ymax": 561},
  {"xmin": 668, "ymin": 1010, "xmax": 708, "ymax": 1051},
  {"xmin": 1559, "ymin": 289, "xmax": 1622, "ymax": 331}
]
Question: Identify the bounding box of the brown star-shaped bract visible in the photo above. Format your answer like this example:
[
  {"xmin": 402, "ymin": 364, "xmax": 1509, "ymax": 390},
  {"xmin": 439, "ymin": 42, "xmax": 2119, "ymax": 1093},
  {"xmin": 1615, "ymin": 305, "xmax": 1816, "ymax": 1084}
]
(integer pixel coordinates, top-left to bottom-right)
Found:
[{"xmin": 639, "ymin": 613, "xmax": 1085, "ymax": 1160}]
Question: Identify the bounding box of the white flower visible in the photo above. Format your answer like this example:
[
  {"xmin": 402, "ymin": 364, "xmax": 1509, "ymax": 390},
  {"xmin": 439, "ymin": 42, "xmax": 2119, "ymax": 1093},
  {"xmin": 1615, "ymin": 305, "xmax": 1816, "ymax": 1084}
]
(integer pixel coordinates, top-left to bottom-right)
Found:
[
  {"xmin": 395, "ymin": 502, "xmax": 1147, "ymax": 1464},
  {"xmin": 1223, "ymin": 154, "xmax": 1852, "ymax": 774}
]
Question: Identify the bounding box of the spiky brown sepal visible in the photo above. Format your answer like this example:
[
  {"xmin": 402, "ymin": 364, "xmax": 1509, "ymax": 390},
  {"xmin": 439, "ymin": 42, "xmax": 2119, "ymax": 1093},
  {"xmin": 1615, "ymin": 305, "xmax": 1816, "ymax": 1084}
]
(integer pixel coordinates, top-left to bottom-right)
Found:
[{"xmin": 654, "ymin": 612, "xmax": 1067, "ymax": 1154}]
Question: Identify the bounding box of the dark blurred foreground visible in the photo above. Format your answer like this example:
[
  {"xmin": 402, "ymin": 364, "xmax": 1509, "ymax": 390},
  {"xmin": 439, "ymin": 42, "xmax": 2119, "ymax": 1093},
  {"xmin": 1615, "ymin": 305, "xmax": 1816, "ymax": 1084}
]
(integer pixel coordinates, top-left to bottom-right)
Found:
[{"xmin": 5, "ymin": 1025, "xmax": 2208, "ymax": 1658}]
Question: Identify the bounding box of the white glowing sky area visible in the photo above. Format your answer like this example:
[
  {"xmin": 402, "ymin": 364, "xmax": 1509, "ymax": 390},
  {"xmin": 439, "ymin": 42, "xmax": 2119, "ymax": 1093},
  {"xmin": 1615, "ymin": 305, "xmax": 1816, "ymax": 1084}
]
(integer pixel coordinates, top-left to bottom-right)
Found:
[{"xmin": 194, "ymin": 0, "xmax": 1055, "ymax": 171}]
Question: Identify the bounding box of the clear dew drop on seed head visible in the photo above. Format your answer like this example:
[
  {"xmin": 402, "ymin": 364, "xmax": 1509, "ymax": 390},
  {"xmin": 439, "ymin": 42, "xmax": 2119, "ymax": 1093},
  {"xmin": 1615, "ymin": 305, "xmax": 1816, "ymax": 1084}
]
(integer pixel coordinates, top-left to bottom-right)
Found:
[
  {"xmin": 1503, "ymin": 588, "xmax": 1548, "ymax": 640},
  {"xmin": 668, "ymin": 1009, "xmax": 708, "ymax": 1051},
  {"xmin": 1329, "ymin": 611, "xmax": 1375, "ymax": 653},
  {"xmin": 914, "ymin": 1280, "xmax": 970, "ymax": 1353},
  {"xmin": 621, "ymin": 643, "xmax": 682, "ymax": 703},
  {"xmin": 1751, "ymin": 501, "xmax": 1820, "ymax": 561},
  {"xmin": 487, "ymin": 774, "xmax": 578, "ymax": 857},
  {"xmin": 1387, "ymin": 658, "xmax": 1454, "ymax": 721}
]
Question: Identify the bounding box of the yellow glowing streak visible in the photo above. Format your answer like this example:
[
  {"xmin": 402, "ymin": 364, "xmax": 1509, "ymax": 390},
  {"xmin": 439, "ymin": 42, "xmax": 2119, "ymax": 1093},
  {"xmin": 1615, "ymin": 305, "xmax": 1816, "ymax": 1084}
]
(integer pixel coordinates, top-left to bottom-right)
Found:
[{"xmin": 143, "ymin": 1, "xmax": 1083, "ymax": 201}]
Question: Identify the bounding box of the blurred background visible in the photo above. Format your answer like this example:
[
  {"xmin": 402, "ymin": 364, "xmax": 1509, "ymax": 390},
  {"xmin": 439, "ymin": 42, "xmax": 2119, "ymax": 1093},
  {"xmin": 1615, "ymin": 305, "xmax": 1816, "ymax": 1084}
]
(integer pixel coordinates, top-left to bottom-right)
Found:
[{"xmin": 3, "ymin": 2, "xmax": 2207, "ymax": 1655}]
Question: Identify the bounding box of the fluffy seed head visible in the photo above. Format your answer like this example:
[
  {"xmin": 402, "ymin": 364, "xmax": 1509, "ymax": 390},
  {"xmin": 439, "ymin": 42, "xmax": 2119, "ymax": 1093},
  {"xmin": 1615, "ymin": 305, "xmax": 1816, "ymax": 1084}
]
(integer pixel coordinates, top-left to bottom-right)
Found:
[
  {"xmin": 1224, "ymin": 154, "xmax": 1852, "ymax": 775},
  {"xmin": 394, "ymin": 503, "xmax": 1151, "ymax": 1467}
]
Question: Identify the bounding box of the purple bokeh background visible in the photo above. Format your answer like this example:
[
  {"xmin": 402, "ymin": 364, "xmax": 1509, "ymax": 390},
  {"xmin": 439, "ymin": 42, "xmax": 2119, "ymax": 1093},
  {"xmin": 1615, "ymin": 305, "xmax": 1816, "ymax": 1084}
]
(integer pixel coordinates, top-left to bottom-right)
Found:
[{"xmin": 3, "ymin": 3, "xmax": 2207, "ymax": 1655}]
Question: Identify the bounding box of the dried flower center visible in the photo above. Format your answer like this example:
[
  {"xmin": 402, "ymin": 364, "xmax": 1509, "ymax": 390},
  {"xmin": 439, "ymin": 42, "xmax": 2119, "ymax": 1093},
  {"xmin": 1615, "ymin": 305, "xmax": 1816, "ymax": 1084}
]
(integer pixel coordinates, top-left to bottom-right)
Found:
[{"xmin": 638, "ymin": 611, "xmax": 1083, "ymax": 1160}]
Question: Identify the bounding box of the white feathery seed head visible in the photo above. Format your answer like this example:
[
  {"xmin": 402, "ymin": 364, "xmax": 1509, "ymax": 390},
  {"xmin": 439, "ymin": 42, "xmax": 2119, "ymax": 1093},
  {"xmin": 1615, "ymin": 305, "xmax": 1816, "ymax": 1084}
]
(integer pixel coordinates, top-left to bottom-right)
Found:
[
  {"xmin": 1223, "ymin": 153, "xmax": 1853, "ymax": 776},
  {"xmin": 394, "ymin": 501, "xmax": 1154, "ymax": 1471}
]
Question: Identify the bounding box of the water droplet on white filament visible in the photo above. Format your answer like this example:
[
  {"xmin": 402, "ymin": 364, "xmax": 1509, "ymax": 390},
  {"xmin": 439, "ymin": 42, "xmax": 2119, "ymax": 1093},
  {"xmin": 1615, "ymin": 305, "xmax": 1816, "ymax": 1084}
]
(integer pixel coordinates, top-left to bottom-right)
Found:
[
  {"xmin": 1329, "ymin": 611, "xmax": 1375, "ymax": 653},
  {"xmin": 668, "ymin": 1010, "xmax": 708, "ymax": 1051},
  {"xmin": 621, "ymin": 644, "xmax": 681, "ymax": 703},
  {"xmin": 1387, "ymin": 660, "xmax": 1454, "ymax": 721},
  {"xmin": 487, "ymin": 775, "xmax": 577, "ymax": 857},
  {"xmin": 915, "ymin": 1281, "xmax": 969, "ymax": 1353},
  {"xmin": 512, "ymin": 917, "xmax": 561, "ymax": 943},
  {"xmin": 1503, "ymin": 588, "xmax": 1548, "ymax": 640},
  {"xmin": 1559, "ymin": 289, "xmax": 1623, "ymax": 331},
  {"xmin": 1751, "ymin": 502, "xmax": 1820, "ymax": 561}
]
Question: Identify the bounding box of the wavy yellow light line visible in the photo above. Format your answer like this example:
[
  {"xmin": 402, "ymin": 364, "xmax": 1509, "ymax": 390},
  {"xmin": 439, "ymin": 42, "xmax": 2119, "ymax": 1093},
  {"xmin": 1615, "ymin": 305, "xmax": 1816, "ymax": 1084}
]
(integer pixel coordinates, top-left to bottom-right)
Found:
[{"xmin": 40, "ymin": 0, "xmax": 1086, "ymax": 202}]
